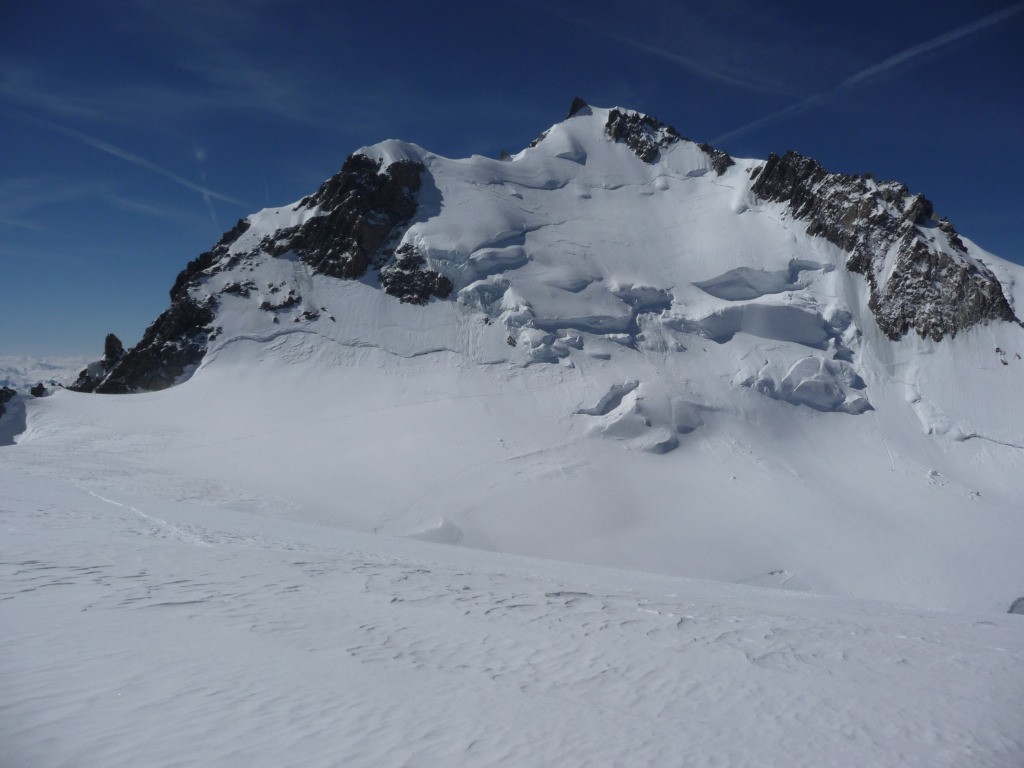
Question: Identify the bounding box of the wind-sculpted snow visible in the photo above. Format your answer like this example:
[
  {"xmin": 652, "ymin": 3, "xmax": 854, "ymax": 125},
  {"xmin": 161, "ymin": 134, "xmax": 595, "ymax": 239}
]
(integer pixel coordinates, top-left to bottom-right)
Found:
[
  {"xmin": 743, "ymin": 356, "xmax": 872, "ymax": 414},
  {"xmin": 693, "ymin": 260, "xmax": 833, "ymax": 301},
  {"xmin": 2, "ymin": 469, "xmax": 1022, "ymax": 768},
  {"xmin": 669, "ymin": 304, "xmax": 833, "ymax": 348}
]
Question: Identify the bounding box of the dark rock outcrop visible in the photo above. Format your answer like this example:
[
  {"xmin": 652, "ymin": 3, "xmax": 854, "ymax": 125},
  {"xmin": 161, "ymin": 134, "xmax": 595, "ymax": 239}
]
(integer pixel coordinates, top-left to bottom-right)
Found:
[
  {"xmin": 69, "ymin": 332, "xmax": 127, "ymax": 392},
  {"xmin": 259, "ymin": 289, "xmax": 301, "ymax": 312},
  {"xmin": 567, "ymin": 96, "xmax": 590, "ymax": 119},
  {"xmin": 605, "ymin": 109, "xmax": 683, "ymax": 163},
  {"xmin": 0, "ymin": 385, "xmax": 14, "ymax": 419},
  {"xmin": 263, "ymin": 154, "xmax": 423, "ymax": 280},
  {"xmin": 378, "ymin": 244, "xmax": 453, "ymax": 305},
  {"xmin": 752, "ymin": 151, "xmax": 1017, "ymax": 340},
  {"xmin": 70, "ymin": 155, "xmax": 425, "ymax": 395},
  {"xmin": 605, "ymin": 109, "xmax": 735, "ymax": 174},
  {"xmin": 527, "ymin": 130, "xmax": 550, "ymax": 150},
  {"xmin": 168, "ymin": 155, "xmax": 421, "ymax": 301},
  {"xmin": 170, "ymin": 218, "xmax": 251, "ymax": 301},
  {"xmin": 30, "ymin": 383, "xmax": 47, "ymax": 397},
  {"xmin": 70, "ymin": 300, "xmax": 216, "ymax": 394},
  {"xmin": 221, "ymin": 280, "xmax": 256, "ymax": 298},
  {"xmin": 93, "ymin": 297, "xmax": 216, "ymax": 393},
  {"xmin": 104, "ymin": 333, "xmax": 125, "ymax": 363},
  {"xmin": 697, "ymin": 142, "xmax": 735, "ymax": 176}
]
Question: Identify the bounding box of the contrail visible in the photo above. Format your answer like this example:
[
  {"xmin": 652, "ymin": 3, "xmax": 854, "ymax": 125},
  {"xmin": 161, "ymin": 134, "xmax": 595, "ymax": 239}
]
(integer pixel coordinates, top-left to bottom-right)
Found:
[
  {"xmin": 843, "ymin": 1, "xmax": 1024, "ymax": 88},
  {"xmin": 0, "ymin": 215, "xmax": 43, "ymax": 232},
  {"xmin": 194, "ymin": 146, "xmax": 221, "ymax": 229},
  {"xmin": 513, "ymin": 0, "xmax": 792, "ymax": 96},
  {"xmin": 601, "ymin": 30, "xmax": 796, "ymax": 96},
  {"xmin": 712, "ymin": 2, "xmax": 1024, "ymax": 145},
  {"xmin": 5, "ymin": 107, "xmax": 248, "ymax": 207}
]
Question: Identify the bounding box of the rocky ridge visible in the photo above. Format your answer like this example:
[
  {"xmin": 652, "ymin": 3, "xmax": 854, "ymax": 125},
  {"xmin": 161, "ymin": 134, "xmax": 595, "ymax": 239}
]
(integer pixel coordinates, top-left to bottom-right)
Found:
[
  {"xmin": 751, "ymin": 151, "xmax": 1017, "ymax": 341},
  {"xmin": 70, "ymin": 153, "xmax": 442, "ymax": 393},
  {"xmin": 601, "ymin": 104, "xmax": 734, "ymax": 174}
]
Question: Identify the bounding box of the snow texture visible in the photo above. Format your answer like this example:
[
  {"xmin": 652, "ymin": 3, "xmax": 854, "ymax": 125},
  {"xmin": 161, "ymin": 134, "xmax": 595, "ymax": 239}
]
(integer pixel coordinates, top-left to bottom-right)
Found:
[{"xmin": 2, "ymin": 469, "xmax": 1022, "ymax": 768}]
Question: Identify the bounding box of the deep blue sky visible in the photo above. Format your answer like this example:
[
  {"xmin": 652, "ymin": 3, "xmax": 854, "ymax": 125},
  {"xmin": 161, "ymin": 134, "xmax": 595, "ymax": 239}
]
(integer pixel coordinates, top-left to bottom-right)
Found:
[{"xmin": 2, "ymin": 0, "xmax": 1022, "ymax": 356}]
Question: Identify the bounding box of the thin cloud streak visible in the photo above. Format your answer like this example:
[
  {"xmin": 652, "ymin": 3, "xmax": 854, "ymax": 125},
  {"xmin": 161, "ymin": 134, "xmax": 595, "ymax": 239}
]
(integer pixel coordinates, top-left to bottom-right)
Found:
[
  {"xmin": 843, "ymin": 1, "xmax": 1024, "ymax": 88},
  {"xmin": 600, "ymin": 31, "xmax": 796, "ymax": 97},
  {"xmin": 102, "ymin": 194, "xmax": 210, "ymax": 230},
  {"xmin": 711, "ymin": 95, "xmax": 827, "ymax": 146},
  {"xmin": 0, "ymin": 176, "xmax": 114, "ymax": 233},
  {"xmin": 712, "ymin": 2, "xmax": 1024, "ymax": 145},
  {"xmin": 5, "ymin": 108, "xmax": 249, "ymax": 207},
  {"xmin": 0, "ymin": 216, "xmax": 44, "ymax": 232},
  {"xmin": 515, "ymin": 0, "xmax": 792, "ymax": 97}
]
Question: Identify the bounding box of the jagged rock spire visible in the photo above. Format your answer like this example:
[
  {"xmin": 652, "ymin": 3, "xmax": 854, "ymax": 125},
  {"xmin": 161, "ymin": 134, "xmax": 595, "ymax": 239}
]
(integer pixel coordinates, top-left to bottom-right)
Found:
[{"xmin": 567, "ymin": 96, "xmax": 589, "ymax": 118}]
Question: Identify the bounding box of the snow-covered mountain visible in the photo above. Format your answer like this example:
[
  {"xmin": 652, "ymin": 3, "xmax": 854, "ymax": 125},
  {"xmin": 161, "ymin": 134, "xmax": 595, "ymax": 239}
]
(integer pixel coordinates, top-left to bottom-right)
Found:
[
  {"xmin": 8, "ymin": 99, "xmax": 1024, "ymax": 613},
  {"xmin": 4, "ymin": 99, "xmax": 1024, "ymax": 767}
]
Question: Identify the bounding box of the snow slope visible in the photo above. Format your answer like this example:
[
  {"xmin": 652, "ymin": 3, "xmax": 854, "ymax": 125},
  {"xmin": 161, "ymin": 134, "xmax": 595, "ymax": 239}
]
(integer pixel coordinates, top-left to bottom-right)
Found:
[{"xmin": 3, "ymin": 468, "xmax": 1022, "ymax": 768}]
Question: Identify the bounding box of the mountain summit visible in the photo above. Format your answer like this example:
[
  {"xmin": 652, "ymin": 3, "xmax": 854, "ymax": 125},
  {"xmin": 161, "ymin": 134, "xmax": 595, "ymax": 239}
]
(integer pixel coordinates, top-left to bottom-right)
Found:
[
  {"xmin": 73, "ymin": 99, "xmax": 1019, "ymax": 397},
  {"xmin": 40, "ymin": 100, "xmax": 1024, "ymax": 611}
]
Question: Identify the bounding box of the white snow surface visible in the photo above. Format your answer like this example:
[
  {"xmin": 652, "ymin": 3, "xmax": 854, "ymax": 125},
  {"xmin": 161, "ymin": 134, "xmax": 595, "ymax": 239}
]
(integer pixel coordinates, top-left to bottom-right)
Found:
[
  {"xmin": 3, "ymin": 468, "xmax": 1023, "ymax": 768},
  {"xmin": 3, "ymin": 105, "xmax": 1024, "ymax": 766}
]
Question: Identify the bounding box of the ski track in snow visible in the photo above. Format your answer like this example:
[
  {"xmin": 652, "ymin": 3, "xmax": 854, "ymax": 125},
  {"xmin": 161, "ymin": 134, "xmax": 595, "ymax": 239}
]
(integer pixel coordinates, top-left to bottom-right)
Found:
[
  {"xmin": 2, "ymin": 470, "xmax": 1023, "ymax": 768},
  {"xmin": 79, "ymin": 486, "xmax": 214, "ymax": 548}
]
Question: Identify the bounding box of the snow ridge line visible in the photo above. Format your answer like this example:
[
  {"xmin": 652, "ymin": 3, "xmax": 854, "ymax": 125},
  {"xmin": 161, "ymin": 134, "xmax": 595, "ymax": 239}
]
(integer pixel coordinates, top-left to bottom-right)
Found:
[{"xmin": 79, "ymin": 486, "xmax": 212, "ymax": 547}]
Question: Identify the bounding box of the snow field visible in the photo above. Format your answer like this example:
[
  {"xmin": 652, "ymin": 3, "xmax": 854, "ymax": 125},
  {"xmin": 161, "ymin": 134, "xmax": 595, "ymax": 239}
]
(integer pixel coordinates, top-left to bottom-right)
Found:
[
  {"xmin": 7, "ymin": 314, "xmax": 1024, "ymax": 614},
  {"xmin": 3, "ymin": 468, "xmax": 1022, "ymax": 768}
]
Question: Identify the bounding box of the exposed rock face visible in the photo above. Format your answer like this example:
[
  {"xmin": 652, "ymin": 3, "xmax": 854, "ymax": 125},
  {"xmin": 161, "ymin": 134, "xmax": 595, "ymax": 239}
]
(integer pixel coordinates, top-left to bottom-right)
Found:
[
  {"xmin": 29, "ymin": 383, "xmax": 47, "ymax": 397},
  {"xmin": 104, "ymin": 333, "xmax": 125, "ymax": 364},
  {"xmin": 73, "ymin": 218, "xmax": 255, "ymax": 394},
  {"xmin": 0, "ymin": 385, "xmax": 14, "ymax": 419},
  {"xmin": 70, "ymin": 154, "xmax": 429, "ymax": 395},
  {"xmin": 697, "ymin": 142, "xmax": 735, "ymax": 175},
  {"xmin": 567, "ymin": 96, "xmax": 590, "ymax": 119},
  {"xmin": 170, "ymin": 219, "xmax": 251, "ymax": 301},
  {"xmin": 71, "ymin": 300, "xmax": 216, "ymax": 394},
  {"xmin": 605, "ymin": 109, "xmax": 683, "ymax": 163},
  {"xmin": 69, "ymin": 332, "xmax": 127, "ymax": 392},
  {"xmin": 604, "ymin": 109, "xmax": 735, "ymax": 174},
  {"xmin": 72, "ymin": 216, "xmax": 253, "ymax": 395},
  {"xmin": 264, "ymin": 154, "xmax": 423, "ymax": 280},
  {"xmin": 752, "ymin": 151, "xmax": 1017, "ymax": 340},
  {"xmin": 168, "ymin": 154, "xmax": 422, "ymax": 298},
  {"xmin": 94, "ymin": 298, "xmax": 216, "ymax": 393},
  {"xmin": 379, "ymin": 244, "xmax": 453, "ymax": 305}
]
